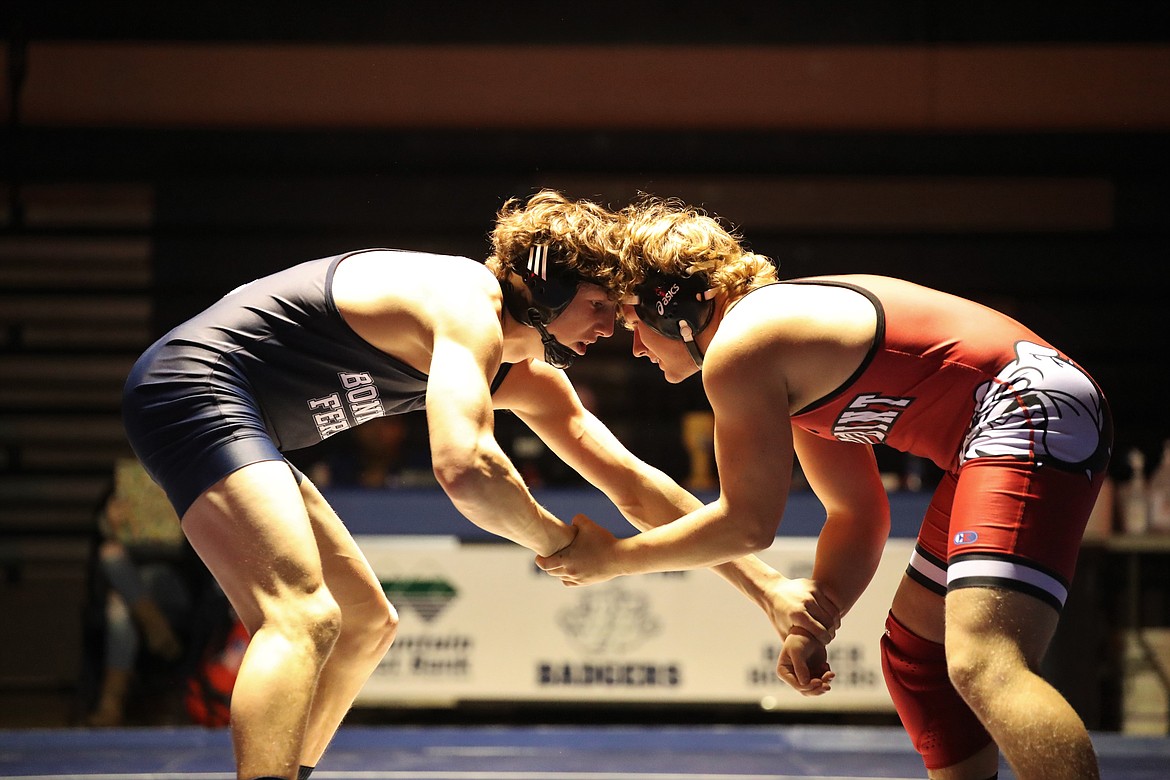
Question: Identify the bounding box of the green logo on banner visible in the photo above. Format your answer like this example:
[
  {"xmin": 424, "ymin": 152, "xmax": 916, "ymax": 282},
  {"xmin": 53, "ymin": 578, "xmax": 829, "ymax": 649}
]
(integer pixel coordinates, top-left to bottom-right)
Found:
[{"xmin": 381, "ymin": 578, "xmax": 458, "ymax": 623}]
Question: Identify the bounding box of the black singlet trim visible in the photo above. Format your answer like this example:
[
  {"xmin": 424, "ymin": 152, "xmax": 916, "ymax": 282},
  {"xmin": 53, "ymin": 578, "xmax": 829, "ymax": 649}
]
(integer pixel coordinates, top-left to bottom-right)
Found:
[
  {"xmin": 324, "ymin": 249, "xmax": 429, "ymax": 380},
  {"xmin": 949, "ymin": 551, "xmax": 1070, "ymax": 591},
  {"xmin": 490, "ymin": 362, "xmax": 514, "ymax": 392},
  {"xmin": 774, "ymin": 278, "xmax": 886, "ymax": 417},
  {"xmin": 906, "ymin": 565, "xmax": 947, "ymax": 597},
  {"xmin": 325, "ymin": 249, "xmax": 513, "ymax": 395},
  {"xmin": 948, "ymin": 576, "xmax": 1064, "ymax": 612},
  {"xmin": 913, "ymin": 542, "xmax": 947, "ymax": 571}
]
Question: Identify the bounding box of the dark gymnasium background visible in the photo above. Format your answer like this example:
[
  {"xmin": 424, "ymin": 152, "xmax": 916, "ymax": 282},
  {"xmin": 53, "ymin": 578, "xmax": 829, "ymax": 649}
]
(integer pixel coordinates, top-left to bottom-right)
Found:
[{"xmin": 2, "ymin": 0, "xmax": 1169, "ymax": 729}]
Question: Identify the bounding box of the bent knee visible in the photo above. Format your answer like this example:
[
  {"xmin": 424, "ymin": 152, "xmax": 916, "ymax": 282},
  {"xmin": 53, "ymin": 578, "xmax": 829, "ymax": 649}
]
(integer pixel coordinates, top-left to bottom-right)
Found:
[
  {"xmin": 268, "ymin": 587, "xmax": 344, "ymax": 658},
  {"xmin": 331, "ymin": 593, "xmax": 398, "ymax": 658},
  {"xmin": 882, "ymin": 613, "xmax": 992, "ymax": 769},
  {"xmin": 945, "ymin": 650, "xmax": 985, "ymax": 700},
  {"xmin": 944, "ymin": 637, "xmax": 1014, "ymax": 710},
  {"xmin": 361, "ymin": 596, "xmax": 399, "ymax": 654},
  {"xmin": 308, "ymin": 590, "xmax": 345, "ymax": 651}
]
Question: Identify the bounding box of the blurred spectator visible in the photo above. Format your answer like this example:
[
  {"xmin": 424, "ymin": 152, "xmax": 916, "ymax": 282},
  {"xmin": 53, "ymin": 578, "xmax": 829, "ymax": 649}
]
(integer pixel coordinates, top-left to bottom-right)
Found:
[
  {"xmin": 184, "ymin": 602, "xmax": 249, "ymax": 727},
  {"xmin": 78, "ymin": 459, "xmax": 221, "ymax": 726}
]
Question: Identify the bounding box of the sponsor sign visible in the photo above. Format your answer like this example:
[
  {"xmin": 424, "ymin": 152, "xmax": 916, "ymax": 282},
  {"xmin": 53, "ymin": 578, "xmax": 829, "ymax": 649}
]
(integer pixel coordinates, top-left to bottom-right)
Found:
[{"xmin": 355, "ymin": 536, "xmax": 911, "ymax": 711}]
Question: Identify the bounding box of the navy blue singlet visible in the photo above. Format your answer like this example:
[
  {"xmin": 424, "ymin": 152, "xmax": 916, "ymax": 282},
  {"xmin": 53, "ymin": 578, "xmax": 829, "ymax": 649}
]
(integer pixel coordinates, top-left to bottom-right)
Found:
[{"xmin": 122, "ymin": 249, "xmax": 511, "ymax": 515}]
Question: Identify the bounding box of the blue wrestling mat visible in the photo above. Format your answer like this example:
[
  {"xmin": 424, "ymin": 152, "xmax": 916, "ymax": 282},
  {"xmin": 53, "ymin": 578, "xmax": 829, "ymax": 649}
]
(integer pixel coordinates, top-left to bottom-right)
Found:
[{"xmin": 1, "ymin": 724, "xmax": 1167, "ymax": 779}]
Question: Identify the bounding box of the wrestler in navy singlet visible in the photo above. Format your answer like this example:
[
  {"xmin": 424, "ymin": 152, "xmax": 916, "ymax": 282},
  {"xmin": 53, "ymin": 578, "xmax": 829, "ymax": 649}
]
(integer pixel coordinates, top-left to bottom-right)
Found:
[{"xmin": 122, "ymin": 249, "xmax": 511, "ymax": 515}]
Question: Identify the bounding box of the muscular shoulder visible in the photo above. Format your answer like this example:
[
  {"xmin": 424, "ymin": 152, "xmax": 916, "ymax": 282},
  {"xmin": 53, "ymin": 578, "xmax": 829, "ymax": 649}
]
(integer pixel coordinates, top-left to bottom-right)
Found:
[
  {"xmin": 731, "ymin": 283, "xmax": 874, "ymax": 334},
  {"xmin": 490, "ymin": 358, "xmax": 576, "ymax": 415},
  {"xmin": 334, "ymin": 250, "xmax": 497, "ymax": 308},
  {"xmin": 332, "ymin": 250, "xmax": 503, "ymax": 368},
  {"xmin": 705, "ymin": 283, "xmax": 877, "ymax": 414}
]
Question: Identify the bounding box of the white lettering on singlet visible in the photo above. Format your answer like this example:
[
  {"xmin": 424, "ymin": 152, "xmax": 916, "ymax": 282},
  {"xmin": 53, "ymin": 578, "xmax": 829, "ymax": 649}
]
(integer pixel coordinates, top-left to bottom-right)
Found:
[
  {"xmin": 307, "ymin": 371, "xmax": 387, "ymax": 439},
  {"xmin": 831, "ymin": 393, "xmax": 914, "ymax": 444}
]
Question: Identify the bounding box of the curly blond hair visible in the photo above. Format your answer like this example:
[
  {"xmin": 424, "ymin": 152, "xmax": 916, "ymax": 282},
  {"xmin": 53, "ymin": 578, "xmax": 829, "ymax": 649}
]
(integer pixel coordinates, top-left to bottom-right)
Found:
[
  {"xmin": 487, "ymin": 189, "xmax": 625, "ymax": 297},
  {"xmin": 615, "ymin": 197, "xmax": 777, "ymax": 298}
]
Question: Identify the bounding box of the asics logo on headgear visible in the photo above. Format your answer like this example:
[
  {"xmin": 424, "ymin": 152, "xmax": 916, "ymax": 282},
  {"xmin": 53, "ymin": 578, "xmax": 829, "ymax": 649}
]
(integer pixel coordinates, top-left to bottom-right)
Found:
[{"xmin": 656, "ymin": 283, "xmax": 682, "ymax": 316}]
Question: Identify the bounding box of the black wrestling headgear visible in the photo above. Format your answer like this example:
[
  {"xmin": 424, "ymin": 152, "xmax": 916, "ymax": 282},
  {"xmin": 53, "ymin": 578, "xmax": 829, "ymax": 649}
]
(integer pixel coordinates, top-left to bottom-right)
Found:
[
  {"xmin": 625, "ymin": 270, "xmax": 716, "ymax": 368},
  {"xmin": 503, "ymin": 244, "xmax": 584, "ymax": 369}
]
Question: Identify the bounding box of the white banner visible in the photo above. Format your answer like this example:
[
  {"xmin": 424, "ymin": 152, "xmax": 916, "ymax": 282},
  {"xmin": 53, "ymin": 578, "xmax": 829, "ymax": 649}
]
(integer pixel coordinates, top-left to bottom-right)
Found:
[{"xmin": 354, "ymin": 536, "xmax": 913, "ymax": 711}]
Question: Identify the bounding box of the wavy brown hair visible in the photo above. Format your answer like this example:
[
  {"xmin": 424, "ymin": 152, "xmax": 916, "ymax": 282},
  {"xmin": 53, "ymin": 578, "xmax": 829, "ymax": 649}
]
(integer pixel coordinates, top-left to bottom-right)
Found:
[
  {"xmin": 615, "ymin": 196, "xmax": 777, "ymax": 299},
  {"xmin": 487, "ymin": 189, "xmax": 625, "ymax": 297}
]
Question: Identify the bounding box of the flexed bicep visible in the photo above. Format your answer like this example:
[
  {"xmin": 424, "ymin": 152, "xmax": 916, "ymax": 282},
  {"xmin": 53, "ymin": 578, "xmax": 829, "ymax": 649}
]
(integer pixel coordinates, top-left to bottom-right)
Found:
[
  {"xmin": 420, "ymin": 292, "xmax": 574, "ymax": 556},
  {"xmin": 425, "ymin": 335, "xmax": 499, "ymax": 470},
  {"xmin": 791, "ymin": 426, "xmax": 890, "ymax": 619},
  {"xmin": 703, "ymin": 348, "xmax": 795, "ymax": 545}
]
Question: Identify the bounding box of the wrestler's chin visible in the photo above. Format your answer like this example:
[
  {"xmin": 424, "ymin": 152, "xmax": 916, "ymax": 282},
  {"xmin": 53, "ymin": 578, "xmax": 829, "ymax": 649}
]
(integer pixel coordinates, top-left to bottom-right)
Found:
[{"xmin": 660, "ymin": 363, "xmax": 697, "ymax": 384}]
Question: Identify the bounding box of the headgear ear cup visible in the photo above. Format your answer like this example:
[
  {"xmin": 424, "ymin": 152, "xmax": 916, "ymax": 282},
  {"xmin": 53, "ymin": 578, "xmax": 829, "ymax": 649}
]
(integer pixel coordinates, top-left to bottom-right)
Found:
[
  {"xmin": 630, "ymin": 271, "xmax": 716, "ymax": 368},
  {"xmin": 517, "ymin": 244, "xmax": 580, "ymax": 323},
  {"xmin": 502, "ymin": 244, "xmax": 584, "ymax": 369}
]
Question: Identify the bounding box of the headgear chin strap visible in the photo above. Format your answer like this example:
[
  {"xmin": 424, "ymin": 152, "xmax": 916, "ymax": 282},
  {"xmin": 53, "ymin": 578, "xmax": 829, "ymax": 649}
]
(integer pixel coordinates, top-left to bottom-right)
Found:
[
  {"xmin": 502, "ymin": 244, "xmax": 582, "ymax": 369},
  {"xmin": 626, "ymin": 271, "xmax": 717, "ymax": 369},
  {"xmin": 529, "ymin": 307, "xmax": 578, "ymax": 369}
]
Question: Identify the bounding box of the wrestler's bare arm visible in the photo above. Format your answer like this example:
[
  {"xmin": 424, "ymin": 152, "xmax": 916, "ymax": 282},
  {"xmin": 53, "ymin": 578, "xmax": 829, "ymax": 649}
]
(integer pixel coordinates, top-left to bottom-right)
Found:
[
  {"xmin": 423, "ymin": 275, "xmax": 574, "ymax": 556},
  {"xmin": 792, "ymin": 427, "xmax": 890, "ymax": 619},
  {"xmin": 503, "ymin": 360, "xmax": 837, "ymax": 642}
]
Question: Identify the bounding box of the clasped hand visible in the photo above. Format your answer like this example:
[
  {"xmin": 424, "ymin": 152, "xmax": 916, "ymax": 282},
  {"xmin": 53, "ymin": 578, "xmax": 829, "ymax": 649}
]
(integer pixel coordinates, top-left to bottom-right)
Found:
[
  {"xmin": 534, "ymin": 514, "xmax": 621, "ymax": 586},
  {"xmin": 536, "ymin": 517, "xmax": 838, "ymax": 696},
  {"xmin": 776, "ymin": 628, "xmax": 835, "ymax": 696},
  {"xmin": 764, "ymin": 578, "xmax": 840, "ymax": 695}
]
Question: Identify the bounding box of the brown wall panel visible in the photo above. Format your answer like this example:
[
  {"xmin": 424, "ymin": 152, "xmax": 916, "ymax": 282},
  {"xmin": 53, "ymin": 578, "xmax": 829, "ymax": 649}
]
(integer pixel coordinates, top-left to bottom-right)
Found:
[
  {"xmin": 933, "ymin": 46, "xmax": 1170, "ymax": 130},
  {"xmin": 549, "ymin": 175, "xmax": 1115, "ymax": 232},
  {"xmin": 19, "ymin": 43, "xmax": 1170, "ymax": 131},
  {"xmin": 21, "ymin": 43, "xmax": 927, "ymax": 129}
]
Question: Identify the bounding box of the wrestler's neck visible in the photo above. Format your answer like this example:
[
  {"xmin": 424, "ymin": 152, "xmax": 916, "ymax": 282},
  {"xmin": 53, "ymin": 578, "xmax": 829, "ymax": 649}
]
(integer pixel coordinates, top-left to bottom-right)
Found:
[
  {"xmin": 499, "ymin": 307, "xmax": 546, "ymax": 364},
  {"xmin": 695, "ymin": 294, "xmax": 735, "ymax": 358}
]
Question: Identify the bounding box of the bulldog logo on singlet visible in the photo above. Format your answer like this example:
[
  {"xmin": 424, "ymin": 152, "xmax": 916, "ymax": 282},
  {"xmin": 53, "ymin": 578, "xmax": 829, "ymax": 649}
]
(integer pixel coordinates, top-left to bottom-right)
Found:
[
  {"xmin": 307, "ymin": 371, "xmax": 387, "ymax": 440},
  {"xmin": 831, "ymin": 393, "xmax": 914, "ymax": 444},
  {"xmin": 961, "ymin": 341, "xmax": 1109, "ymax": 476}
]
